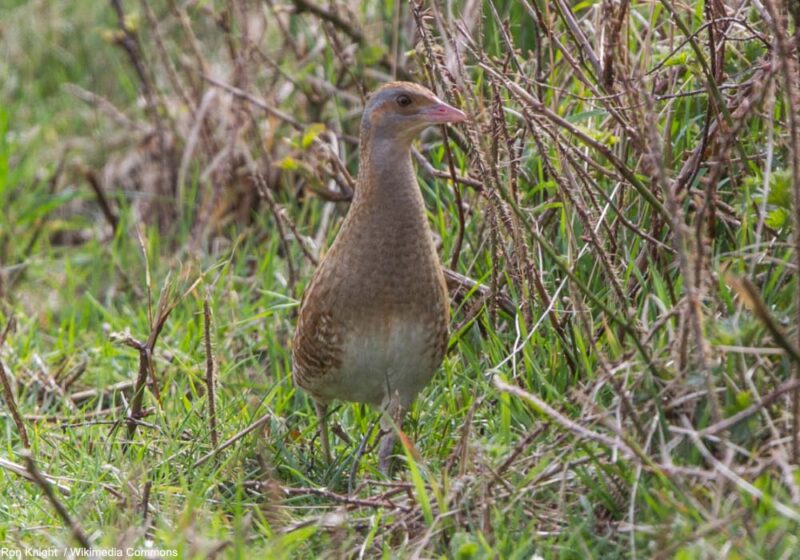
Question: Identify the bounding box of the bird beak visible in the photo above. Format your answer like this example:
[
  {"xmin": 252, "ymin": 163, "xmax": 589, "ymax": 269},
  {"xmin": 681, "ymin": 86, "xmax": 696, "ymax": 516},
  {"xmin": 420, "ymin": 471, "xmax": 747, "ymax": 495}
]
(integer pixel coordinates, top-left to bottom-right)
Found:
[{"xmin": 420, "ymin": 100, "xmax": 467, "ymax": 124}]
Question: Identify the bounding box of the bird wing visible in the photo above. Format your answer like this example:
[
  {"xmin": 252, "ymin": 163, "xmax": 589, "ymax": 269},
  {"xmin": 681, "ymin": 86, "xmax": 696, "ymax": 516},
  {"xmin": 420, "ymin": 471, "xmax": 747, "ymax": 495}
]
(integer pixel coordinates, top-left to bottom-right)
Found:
[{"xmin": 291, "ymin": 276, "xmax": 343, "ymax": 391}]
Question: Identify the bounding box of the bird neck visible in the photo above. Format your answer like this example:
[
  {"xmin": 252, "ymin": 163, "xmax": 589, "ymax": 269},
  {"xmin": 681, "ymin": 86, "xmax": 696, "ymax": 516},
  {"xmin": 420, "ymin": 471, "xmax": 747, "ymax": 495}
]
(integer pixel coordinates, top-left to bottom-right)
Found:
[
  {"xmin": 355, "ymin": 131, "xmax": 419, "ymax": 210},
  {"xmin": 332, "ymin": 127, "xmax": 438, "ymax": 270}
]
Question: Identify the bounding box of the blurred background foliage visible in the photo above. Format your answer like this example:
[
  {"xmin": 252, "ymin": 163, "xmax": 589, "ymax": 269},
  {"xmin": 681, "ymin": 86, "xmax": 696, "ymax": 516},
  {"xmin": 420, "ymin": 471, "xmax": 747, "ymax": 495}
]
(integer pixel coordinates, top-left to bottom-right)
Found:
[{"xmin": 1, "ymin": 0, "xmax": 800, "ymax": 557}]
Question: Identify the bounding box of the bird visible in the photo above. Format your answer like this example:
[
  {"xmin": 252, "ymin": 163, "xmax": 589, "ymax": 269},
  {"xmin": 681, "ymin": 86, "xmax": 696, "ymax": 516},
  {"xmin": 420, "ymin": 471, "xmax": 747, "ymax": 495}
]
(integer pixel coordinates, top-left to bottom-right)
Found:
[{"xmin": 292, "ymin": 81, "xmax": 466, "ymax": 472}]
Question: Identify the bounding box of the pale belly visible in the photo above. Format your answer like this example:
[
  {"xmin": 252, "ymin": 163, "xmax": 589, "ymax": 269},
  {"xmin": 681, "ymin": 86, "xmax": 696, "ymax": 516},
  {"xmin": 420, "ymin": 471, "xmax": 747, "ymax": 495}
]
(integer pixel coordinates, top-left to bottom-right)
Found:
[{"xmin": 312, "ymin": 318, "xmax": 442, "ymax": 408}]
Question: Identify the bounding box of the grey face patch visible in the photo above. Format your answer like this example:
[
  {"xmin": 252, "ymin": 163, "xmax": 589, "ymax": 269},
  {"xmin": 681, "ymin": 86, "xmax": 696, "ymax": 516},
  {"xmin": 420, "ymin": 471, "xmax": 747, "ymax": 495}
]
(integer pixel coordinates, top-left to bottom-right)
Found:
[
  {"xmin": 362, "ymin": 88, "xmax": 406, "ymax": 124},
  {"xmin": 360, "ymin": 86, "xmax": 438, "ymax": 139}
]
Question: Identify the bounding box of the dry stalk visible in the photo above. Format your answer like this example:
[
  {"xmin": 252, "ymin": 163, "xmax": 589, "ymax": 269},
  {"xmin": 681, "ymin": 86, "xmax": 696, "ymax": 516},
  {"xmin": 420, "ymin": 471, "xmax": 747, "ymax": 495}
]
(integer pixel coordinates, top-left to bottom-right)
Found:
[
  {"xmin": 681, "ymin": 416, "xmax": 800, "ymax": 522},
  {"xmin": 443, "ymin": 126, "xmax": 466, "ymax": 270},
  {"xmin": 281, "ymin": 485, "xmax": 413, "ymax": 513},
  {"xmin": 112, "ymin": 266, "xmax": 202, "ymax": 444},
  {"xmin": 83, "ymin": 168, "xmax": 120, "ymax": 232},
  {"xmin": 193, "ymin": 411, "xmax": 271, "ymax": 468},
  {"xmin": 109, "ymin": 0, "xmax": 175, "ymax": 220},
  {"xmin": 140, "ymin": 478, "xmax": 153, "ymax": 539},
  {"xmin": 641, "ymin": 89, "xmax": 721, "ymax": 422},
  {"xmin": 0, "ymin": 360, "xmax": 29, "ymax": 449},
  {"xmin": 0, "ymin": 456, "xmax": 71, "ymax": 495},
  {"xmin": 0, "ymin": 318, "xmax": 28, "ymax": 448},
  {"xmin": 203, "ymin": 293, "xmax": 218, "ymax": 448},
  {"xmin": 493, "ymin": 376, "xmax": 638, "ymax": 461},
  {"xmin": 21, "ymin": 450, "xmax": 91, "ymax": 548},
  {"xmin": 727, "ymin": 275, "xmax": 800, "ymax": 365},
  {"xmin": 762, "ymin": 0, "xmax": 800, "ymax": 464}
]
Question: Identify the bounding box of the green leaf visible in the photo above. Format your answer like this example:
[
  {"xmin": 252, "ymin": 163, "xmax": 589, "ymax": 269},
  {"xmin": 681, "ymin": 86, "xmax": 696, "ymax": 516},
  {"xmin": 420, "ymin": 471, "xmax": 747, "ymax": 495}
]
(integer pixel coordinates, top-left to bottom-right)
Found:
[
  {"xmin": 577, "ymin": 125, "xmax": 619, "ymax": 147},
  {"xmin": 663, "ymin": 50, "xmax": 689, "ymax": 68},
  {"xmin": 735, "ymin": 390, "xmax": 751, "ymax": 409},
  {"xmin": 301, "ymin": 123, "xmax": 326, "ymax": 149},
  {"xmin": 451, "ymin": 532, "xmax": 482, "ymax": 560},
  {"xmin": 358, "ymin": 45, "xmax": 385, "ymax": 66},
  {"xmin": 276, "ymin": 156, "xmax": 300, "ymax": 171},
  {"xmin": 566, "ymin": 110, "xmax": 609, "ymax": 123},
  {"xmin": 766, "ymin": 207, "xmax": 789, "ymax": 230},
  {"xmin": 404, "ymin": 439, "xmax": 433, "ymax": 526},
  {"xmin": 768, "ymin": 169, "xmax": 792, "ymax": 208}
]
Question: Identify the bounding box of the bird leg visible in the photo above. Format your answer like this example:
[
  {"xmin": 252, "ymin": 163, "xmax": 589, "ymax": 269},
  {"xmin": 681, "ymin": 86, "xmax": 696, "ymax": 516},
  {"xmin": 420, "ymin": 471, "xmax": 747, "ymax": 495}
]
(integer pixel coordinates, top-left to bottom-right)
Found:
[
  {"xmin": 378, "ymin": 429, "xmax": 397, "ymax": 475},
  {"xmin": 315, "ymin": 401, "xmax": 331, "ymax": 464},
  {"xmin": 378, "ymin": 398, "xmax": 405, "ymax": 475}
]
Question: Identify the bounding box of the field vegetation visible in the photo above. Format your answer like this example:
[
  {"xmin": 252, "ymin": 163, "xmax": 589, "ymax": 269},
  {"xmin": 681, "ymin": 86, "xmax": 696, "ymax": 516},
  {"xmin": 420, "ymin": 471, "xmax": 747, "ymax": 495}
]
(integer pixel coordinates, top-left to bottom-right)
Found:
[{"xmin": 2, "ymin": 0, "xmax": 800, "ymax": 557}]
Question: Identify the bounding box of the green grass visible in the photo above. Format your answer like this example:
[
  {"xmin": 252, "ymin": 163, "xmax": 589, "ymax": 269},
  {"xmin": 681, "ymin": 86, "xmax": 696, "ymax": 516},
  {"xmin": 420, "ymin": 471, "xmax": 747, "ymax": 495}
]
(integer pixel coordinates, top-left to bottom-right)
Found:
[{"xmin": 2, "ymin": 0, "xmax": 800, "ymax": 558}]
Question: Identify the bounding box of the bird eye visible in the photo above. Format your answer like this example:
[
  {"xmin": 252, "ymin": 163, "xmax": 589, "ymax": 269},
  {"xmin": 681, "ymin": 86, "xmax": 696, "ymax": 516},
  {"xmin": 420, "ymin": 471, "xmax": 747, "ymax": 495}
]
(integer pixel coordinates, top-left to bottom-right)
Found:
[{"xmin": 396, "ymin": 95, "xmax": 412, "ymax": 107}]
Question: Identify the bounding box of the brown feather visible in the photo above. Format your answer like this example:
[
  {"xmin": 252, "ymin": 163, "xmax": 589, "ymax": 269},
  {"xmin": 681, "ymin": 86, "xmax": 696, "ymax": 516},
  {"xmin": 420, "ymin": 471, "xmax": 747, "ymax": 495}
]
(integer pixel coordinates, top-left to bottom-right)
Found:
[{"xmin": 291, "ymin": 82, "xmax": 458, "ymax": 457}]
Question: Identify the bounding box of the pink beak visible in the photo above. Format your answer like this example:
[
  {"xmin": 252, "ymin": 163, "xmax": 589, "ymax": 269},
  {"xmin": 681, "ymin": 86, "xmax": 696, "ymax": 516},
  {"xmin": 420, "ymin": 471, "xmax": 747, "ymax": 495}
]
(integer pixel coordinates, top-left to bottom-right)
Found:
[{"xmin": 421, "ymin": 100, "xmax": 467, "ymax": 124}]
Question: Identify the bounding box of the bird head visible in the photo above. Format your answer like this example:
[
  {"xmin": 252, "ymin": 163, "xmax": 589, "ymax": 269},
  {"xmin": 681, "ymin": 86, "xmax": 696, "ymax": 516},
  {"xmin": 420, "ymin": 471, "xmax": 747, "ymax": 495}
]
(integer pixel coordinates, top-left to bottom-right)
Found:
[{"xmin": 361, "ymin": 82, "xmax": 466, "ymax": 144}]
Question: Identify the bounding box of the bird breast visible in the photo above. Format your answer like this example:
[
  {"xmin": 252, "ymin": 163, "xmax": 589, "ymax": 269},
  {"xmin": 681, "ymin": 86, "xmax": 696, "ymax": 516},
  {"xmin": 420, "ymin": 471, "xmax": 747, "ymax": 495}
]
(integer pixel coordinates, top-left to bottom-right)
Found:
[
  {"xmin": 327, "ymin": 312, "xmax": 446, "ymax": 407},
  {"xmin": 292, "ymin": 229, "xmax": 449, "ymax": 408},
  {"xmin": 292, "ymin": 159, "xmax": 450, "ymax": 408}
]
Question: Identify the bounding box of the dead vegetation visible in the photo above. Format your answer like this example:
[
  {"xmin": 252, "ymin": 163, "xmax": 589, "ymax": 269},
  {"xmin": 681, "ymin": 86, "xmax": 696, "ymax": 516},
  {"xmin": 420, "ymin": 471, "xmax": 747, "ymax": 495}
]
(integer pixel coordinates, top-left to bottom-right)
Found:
[{"xmin": 1, "ymin": 0, "xmax": 800, "ymax": 555}]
